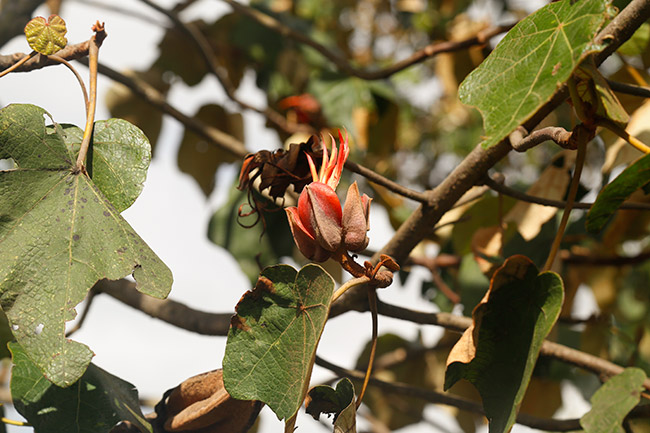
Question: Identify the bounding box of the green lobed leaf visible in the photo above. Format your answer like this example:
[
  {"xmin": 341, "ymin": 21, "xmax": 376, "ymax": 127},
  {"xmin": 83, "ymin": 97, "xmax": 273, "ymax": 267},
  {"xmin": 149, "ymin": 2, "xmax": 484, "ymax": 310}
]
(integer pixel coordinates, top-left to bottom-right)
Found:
[
  {"xmin": 57, "ymin": 119, "xmax": 152, "ymax": 213},
  {"xmin": 333, "ymin": 397, "xmax": 357, "ymax": 433},
  {"xmin": 24, "ymin": 15, "xmax": 67, "ymax": 55},
  {"xmin": 459, "ymin": 0, "xmax": 614, "ymax": 148},
  {"xmin": 444, "ymin": 255, "xmax": 564, "ymax": 433},
  {"xmin": 580, "ymin": 368, "xmax": 646, "ymax": 433},
  {"xmin": 306, "ymin": 379, "xmax": 358, "ymax": 433},
  {"xmin": 586, "ymin": 153, "xmax": 650, "ymax": 233},
  {"xmin": 0, "ymin": 104, "xmax": 172, "ymax": 386},
  {"xmin": 10, "ymin": 342, "xmax": 152, "ymax": 433},
  {"xmin": 223, "ymin": 264, "xmax": 334, "ymax": 421}
]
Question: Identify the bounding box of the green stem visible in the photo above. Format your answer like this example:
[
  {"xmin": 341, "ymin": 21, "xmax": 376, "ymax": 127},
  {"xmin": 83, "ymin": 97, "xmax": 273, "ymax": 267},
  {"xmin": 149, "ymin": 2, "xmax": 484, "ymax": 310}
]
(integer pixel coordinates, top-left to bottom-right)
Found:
[{"xmin": 331, "ymin": 276, "xmax": 370, "ymax": 303}]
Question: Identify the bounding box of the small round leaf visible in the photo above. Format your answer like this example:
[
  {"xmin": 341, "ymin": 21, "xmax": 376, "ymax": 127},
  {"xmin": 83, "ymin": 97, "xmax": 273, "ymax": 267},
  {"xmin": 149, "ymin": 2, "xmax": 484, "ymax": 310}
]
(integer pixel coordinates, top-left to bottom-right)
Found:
[{"xmin": 24, "ymin": 15, "xmax": 68, "ymax": 55}]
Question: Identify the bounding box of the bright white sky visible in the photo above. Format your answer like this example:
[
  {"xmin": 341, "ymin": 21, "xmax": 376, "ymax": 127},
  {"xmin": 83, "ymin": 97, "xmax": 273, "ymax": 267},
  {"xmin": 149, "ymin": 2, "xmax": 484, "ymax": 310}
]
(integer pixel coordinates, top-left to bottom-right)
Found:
[{"xmin": 0, "ymin": 1, "xmax": 590, "ymax": 432}]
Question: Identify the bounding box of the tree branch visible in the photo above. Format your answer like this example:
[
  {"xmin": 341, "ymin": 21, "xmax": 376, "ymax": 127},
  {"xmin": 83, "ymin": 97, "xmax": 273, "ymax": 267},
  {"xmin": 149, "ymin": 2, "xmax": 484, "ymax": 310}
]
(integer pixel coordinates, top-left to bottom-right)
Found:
[
  {"xmin": 483, "ymin": 175, "xmax": 650, "ymax": 210},
  {"xmin": 98, "ymin": 277, "xmax": 650, "ymax": 392},
  {"xmin": 0, "ymin": 0, "xmax": 43, "ymax": 49},
  {"xmin": 92, "ymin": 60, "xmax": 248, "ymax": 159},
  {"xmin": 138, "ymin": 0, "xmax": 310, "ymax": 135},
  {"xmin": 376, "ymin": 301, "xmax": 650, "ymax": 391},
  {"xmin": 509, "ymin": 126, "xmax": 572, "ymax": 152},
  {"xmin": 344, "ymin": 161, "xmax": 430, "ymax": 204},
  {"xmin": 93, "ymin": 279, "xmax": 232, "ymax": 336},
  {"xmin": 560, "ymin": 250, "xmax": 650, "ymax": 266},
  {"xmin": 0, "ymin": 39, "xmax": 96, "ymax": 72},
  {"xmin": 607, "ymin": 79, "xmax": 650, "ymax": 99},
  {"xmin": 220, "ymin": 0, "xmax": 514, "ymax": 80},
  {"xmin": 314, "ymin": 356, "xmax": 585, "ymax": 432},
  {"xmin": 329, "ymin": 0, "xmax": 650, "ymax": 316}
]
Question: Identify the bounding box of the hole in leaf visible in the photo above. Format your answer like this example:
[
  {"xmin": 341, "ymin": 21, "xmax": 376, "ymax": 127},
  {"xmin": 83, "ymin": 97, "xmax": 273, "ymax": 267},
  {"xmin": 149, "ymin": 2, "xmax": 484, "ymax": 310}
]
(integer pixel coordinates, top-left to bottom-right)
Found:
[
  {"xmin": 11, "ymin": 324, "xmax": 19, "ymax": 331},
  {"xmin": 0, "ymin": 158, "xmax": 15, "ymax": 170},
  {"xmin": 34, "ymin": 323, "xmax": 44, "ymax": 335}
]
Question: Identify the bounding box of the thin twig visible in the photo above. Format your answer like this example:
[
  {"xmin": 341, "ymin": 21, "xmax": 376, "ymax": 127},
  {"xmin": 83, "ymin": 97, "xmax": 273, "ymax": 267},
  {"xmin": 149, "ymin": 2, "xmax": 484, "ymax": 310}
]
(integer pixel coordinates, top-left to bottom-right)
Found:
[
  {"xmin": 483, "ymin": 175, "xmax": 650, "ymax": 211},
  {"xmin": 93, "ymin": 279, "xmax": 233, "ymax": 336},
  {"xmin": 314, "ymin": 355, "xmax": 586, "ymax": 432},
  {"xmin": 543, "ymin": 131, "xmax": 588, "ymax": 271},
  {"xmin": 509, "ymin": 126, "xmax": 573, "ymax": 152},
  {"xmin": 65, "ymin": 288, "xmax": 98, "ymax": 337},
  {"xmin": 0, "ymin": 41, "xmax": 94, "ymax": 72},
  {"xmin": 356, "ymin": 288, "xmax": 378, "ymax": 408},
  {"xmin": 67, "ymin": 0, "xmax": 169, "ymax": 28},
  {"xmin": 607, "ymin": 79, "xmax": 650, "ymax": 99},
  {"xmin": 138, "ymin": 0, "xmax": 309, "ymax": 135},
  {"xmin": 220, "ymin": 0, "xmax": 514, "ymax": 80},
  {"xmin": 49, "ymin": 54, "xmax": 89, "ymax": 109},
  {"xmin": 409, "ymin": 256, "xmax": 461, "ymax": 304},
  {"xmin": 91, "ymin": 60, "xmax": 248, "ymax": 159},
  {"xmin": 0, "ymin": 51, "xmax": 36, "ymax": 78},
  {"xmin": 375, "ymin": 300, "xmax": 650, "ymax": 391},
  {"xmin": 345, "ymin": 161, "xmax": 430, "ymax": 203},
  {"xmin": 560, "ymin": 250, "xmax": 650, "ymax": 266}
]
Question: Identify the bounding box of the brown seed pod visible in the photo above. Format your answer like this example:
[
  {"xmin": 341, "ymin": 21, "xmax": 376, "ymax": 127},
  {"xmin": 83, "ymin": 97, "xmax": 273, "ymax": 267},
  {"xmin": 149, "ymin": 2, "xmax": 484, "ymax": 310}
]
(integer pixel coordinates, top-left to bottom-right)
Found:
[{"xmin": 237, "ymin": 135, "xmax": 323, "ymax": 228}]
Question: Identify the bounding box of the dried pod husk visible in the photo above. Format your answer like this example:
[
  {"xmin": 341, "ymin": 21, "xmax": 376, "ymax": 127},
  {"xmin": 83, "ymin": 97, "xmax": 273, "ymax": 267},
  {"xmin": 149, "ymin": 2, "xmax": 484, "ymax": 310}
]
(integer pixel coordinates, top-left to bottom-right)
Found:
[{"xmin": 160, "ymin": 369, "xmax": 262, "ymax": 433}]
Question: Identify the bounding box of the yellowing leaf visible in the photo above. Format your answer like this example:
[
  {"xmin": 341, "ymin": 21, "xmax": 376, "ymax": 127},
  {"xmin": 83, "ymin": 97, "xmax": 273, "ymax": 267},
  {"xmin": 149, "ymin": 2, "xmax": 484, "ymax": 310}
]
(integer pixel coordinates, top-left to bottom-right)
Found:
[
  {"xmin": 24, "ymin": 15, "xmax": 67, "ymax": 55},
  {"xmin": 569, "ymin": 57, "xmax": 629, "ymax": 128}
]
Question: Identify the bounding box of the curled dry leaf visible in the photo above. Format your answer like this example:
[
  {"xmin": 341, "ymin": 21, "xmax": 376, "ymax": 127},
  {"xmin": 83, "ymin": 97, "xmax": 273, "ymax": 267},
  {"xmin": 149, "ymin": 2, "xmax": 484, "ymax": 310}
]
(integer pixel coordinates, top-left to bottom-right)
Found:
[{"xmin": 161, "ymin": 369, "xmax": 262, "ymax": 433}]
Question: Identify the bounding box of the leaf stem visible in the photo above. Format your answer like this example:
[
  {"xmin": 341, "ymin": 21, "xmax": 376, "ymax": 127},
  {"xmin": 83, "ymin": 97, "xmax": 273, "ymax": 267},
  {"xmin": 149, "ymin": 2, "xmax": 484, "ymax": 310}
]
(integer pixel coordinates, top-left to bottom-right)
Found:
[
  {"xmin": 1, "ymin": 417, "xmax": 30, "ymax": 427},
  {"xmin": 331, "ymin": 276, "xmax": 370, "ymax": 303},
  {"xmin": 75, "ymin": 26, "xmax": 102, "ymax": 172},
  {"xmin": 284, "ymin": 413, "xmax": 297, "ymax": 433},
  {"xmin": 0, "ymin": 51, "xmax": 36, "ymax": 78},
  {"xmin": 542, "ymin": 134, "xmax": 588, "ymax": 272},
  {"xmin": 49, "ymin": 54, "xmax": 89, "ymax": 109},
  {"xmin": 356, "ymin": 287, "xmax": 378, "ymax": 409},
  {"xmin": 600, "ymin": 120, "xmax": 650, "ymax": 154}
]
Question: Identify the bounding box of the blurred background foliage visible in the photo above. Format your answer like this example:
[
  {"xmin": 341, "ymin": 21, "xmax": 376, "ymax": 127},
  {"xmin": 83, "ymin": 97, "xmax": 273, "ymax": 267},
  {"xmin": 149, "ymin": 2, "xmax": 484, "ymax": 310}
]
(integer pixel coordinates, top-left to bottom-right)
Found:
[
  {"xmin": 102, "ymin": 0, "xmax": 650, "ymax": 430},
  {"xmin": 3, "ymin": 0, "xmax": 650, "ymax": 430}
]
